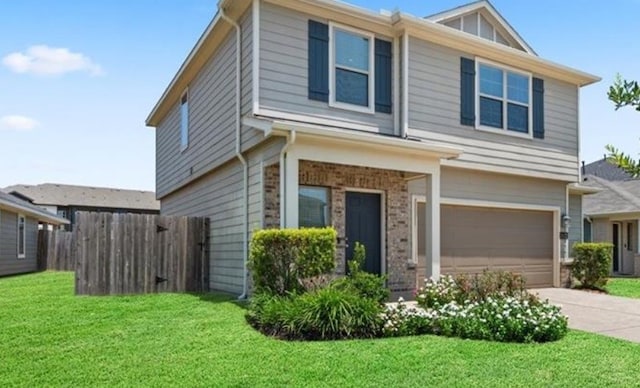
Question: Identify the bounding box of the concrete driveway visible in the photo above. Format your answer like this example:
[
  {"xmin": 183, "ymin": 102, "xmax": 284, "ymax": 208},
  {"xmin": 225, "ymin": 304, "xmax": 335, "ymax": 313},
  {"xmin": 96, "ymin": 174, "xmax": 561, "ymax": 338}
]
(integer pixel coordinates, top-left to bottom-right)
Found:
[{"xmin": 534, "ymin": 288, "xmax": 640, "ymax": 343}]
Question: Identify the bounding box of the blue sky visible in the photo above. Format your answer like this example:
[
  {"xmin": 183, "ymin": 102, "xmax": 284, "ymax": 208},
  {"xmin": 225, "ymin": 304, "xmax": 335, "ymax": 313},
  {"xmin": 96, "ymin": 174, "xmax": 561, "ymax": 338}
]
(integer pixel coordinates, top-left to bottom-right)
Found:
[{"xmin": 0, "ymin": 0, "xmax": 637, "ymax": 191}]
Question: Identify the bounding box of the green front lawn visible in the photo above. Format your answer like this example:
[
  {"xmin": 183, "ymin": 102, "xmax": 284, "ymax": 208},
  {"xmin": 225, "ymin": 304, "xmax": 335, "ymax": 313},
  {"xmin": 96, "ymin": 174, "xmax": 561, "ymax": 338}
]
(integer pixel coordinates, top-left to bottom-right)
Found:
[
  {"xmin": 607, "ymin": 278, "xmax": 640, "ymax": 299},
  {"xmin": 2, "ymin": 272, "xmax": 640, "ymax": 387}
]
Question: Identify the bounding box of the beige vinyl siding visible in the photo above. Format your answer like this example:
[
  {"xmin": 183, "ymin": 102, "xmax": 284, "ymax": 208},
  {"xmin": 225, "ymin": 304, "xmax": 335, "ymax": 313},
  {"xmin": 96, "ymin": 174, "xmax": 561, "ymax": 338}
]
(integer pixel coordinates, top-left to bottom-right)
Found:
[
  {"xmin": 568, "ymin": 194, "xmax": 582, "ymax": 254},
  {"xmin": 160, "ymin": 138, "xmax": 283, "ymax": 294},
  {"xmin": 0, "ymin": 210, "xmax": 38, "ymax": 276},
  {"xmin": 407, "ymin": 37, "xmax": 579, "ymax": 181},
  {"xmin": 240, "ymin": 9, "xmax": 265, "ymax": 152},
  {"xmin": 259, "ymin": 2, "xmax": 394, "ymax": 135},
  {"xmin": 156, "ymin": 10, "xmax": 253, "ymax": 199},
  {"xmin": 162, "ymin": 160, "xmax": 245, "ymax": 294},
  {"xmin": 440, "ymin": 167, "xmax": 565, "ymax": 209},
  {"xmin": 591, "ymin": 218, "xmax": 609, "ymax": 243}
]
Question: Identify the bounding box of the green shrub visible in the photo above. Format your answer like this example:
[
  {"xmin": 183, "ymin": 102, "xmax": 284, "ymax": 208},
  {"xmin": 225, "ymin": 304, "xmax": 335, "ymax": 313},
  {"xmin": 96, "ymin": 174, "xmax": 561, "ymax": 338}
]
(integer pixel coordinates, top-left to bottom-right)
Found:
[
  {"xmin": 246, "ymin": 288, "xmax": 383, "ymax": 340},
  {"xmin": 292, "ymin": 287, "xmax": 383, "ymax": 340},
  {"xmin": 384, "ymin": 296, "xmax": 568, "ymax": 343},
  {"xmin": 249, "ymin": 228, "xmax": 337, "ymax": 295},
  {"xmin": 332, "ymin": 242, "xmax": 389, "ymax": 304},
  {"xmin": 572, "ymin": 243, "xmax": 613, "ymax": 289},
  {"xmin": 416, "ymin": 270, "xmax": 529, "ymax": 309},
  {"xmin": 454, "ymin": 270, "xmax": 528, "ymax": 302}
]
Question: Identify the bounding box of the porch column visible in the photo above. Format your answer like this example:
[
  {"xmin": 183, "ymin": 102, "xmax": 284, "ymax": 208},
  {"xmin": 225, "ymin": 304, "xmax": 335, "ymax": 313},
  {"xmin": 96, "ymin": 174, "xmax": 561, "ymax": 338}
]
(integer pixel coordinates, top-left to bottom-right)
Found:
[
  {"xmin": 281, "ymin": 152, "xmax": 299, "ymax": 228},
  {"xmin": 425, "ymin": 170, "xmax": 441, "ymax": 280}
]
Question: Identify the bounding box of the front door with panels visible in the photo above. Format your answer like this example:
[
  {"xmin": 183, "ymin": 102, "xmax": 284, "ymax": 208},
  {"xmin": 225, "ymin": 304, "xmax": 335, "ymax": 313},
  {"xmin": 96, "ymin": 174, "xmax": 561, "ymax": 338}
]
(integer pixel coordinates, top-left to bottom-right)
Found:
[{"xmin": 345, "ymin": 191, "xmax": 382, "ymax": 275}]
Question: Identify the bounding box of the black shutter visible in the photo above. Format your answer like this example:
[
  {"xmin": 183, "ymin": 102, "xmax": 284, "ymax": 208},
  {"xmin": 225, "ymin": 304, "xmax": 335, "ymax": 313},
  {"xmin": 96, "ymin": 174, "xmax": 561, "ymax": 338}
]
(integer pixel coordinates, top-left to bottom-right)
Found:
[
  {"xmin": 460, "ymin": 57, "xmax": 476, "ymax": 126},
  {"xmin": 308, "ymin": 20, "xmax": 329, "ymax": 102},
  {"xmin": 374, "ymin": 39, "xmax": 392, "ymax": 114},
  {"xmin": 532, "ymin": 77, "xmax": 545, "ymax": 139}
]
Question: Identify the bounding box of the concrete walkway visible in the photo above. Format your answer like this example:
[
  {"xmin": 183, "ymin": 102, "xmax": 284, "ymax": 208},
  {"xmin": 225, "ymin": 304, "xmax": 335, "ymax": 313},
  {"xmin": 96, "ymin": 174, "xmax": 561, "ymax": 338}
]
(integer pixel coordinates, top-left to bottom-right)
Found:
[{"xmin": 534, "ymin": 288, "xmax": 640, "ymax": 343}]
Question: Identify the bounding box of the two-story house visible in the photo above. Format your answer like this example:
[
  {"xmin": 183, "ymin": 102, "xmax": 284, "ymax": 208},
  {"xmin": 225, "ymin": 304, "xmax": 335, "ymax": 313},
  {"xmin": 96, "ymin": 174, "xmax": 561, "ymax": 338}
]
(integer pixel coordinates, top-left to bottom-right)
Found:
[{"xmin": 146, "ymin": 0, "xmax": 599, "ymax": 297}]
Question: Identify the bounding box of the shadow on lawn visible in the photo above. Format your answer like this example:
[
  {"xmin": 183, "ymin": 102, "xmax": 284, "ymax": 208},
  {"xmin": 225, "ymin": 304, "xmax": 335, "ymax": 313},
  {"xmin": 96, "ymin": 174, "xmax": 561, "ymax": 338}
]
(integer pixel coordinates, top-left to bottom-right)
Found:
[{"xmin": 194, "ymin": 292, "xmax": 249, "ymax": 310}]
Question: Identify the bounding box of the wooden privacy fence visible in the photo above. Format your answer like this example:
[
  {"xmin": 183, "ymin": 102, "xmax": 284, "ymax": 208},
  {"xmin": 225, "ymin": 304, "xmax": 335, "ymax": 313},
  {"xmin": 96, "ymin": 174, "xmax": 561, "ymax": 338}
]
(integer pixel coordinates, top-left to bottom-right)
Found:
[
  {"xmin": 74, "ymin": 212, "xmax": 209, "ymax": 296},
  {"xmin": 37, "ymin": 230, "xmax": 74, "ymax": 271}
]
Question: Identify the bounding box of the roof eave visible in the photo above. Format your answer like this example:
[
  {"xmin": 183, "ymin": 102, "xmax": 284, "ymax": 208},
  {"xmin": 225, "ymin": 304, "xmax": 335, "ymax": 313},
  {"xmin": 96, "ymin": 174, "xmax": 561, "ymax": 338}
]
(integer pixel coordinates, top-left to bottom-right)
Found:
[{"xmin": 0, "ymin": 201, "xmax": 69, "ymax": 225}]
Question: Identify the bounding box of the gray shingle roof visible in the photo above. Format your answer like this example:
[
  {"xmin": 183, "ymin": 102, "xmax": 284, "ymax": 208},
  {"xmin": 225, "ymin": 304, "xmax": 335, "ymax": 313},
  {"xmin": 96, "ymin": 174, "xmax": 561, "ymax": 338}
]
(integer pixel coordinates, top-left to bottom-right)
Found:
[
  {"xmin": 583, "ymin": 158, "xmax": 633, "ymax": 181},
  {"xmin": 0, "ymin": 190, "xmax": 68, "ymax": 224},
  {"xmin": 3, "ymin": 183, "xmax": 160, "ymax": 211},
  {"xmin": 583, "ymin": 175, "xmax": 640, "ymax": 216}
]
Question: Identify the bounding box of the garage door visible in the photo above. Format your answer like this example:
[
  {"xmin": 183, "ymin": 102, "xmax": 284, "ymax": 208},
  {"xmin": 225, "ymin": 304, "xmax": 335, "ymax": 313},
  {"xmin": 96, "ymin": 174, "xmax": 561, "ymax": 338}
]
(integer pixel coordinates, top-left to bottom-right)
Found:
[{"xmin": 441, "ymin": 205, "xmax": 554, "ymax": 288}]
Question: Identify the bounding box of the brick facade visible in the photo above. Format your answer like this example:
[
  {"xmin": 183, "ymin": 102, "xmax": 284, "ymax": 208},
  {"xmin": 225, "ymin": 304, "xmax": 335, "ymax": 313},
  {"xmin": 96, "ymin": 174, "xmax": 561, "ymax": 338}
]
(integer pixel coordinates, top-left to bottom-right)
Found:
[{"xmin": 264, "ymin": 160, "xmax": 415, "ymax": 293}]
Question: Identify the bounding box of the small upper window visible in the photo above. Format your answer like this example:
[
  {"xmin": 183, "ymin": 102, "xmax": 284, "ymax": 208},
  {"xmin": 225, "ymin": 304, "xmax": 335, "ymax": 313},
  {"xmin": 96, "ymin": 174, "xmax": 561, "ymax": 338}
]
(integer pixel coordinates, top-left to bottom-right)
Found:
[
  {"xmin": 18, "ymin": 215, "xmax": 26, "ymax": 259},
  {"xmin": 330, "ymin": 24, "xmax": 374, "ymax": 113},
  {"xmin": 180, "ymin": 91, "xmax": 189, "ymax": 151},
  {"xmin": 299, "ymin": 186, "xmax": 330, "ymax": 228},
  {"xmin": 478, "ymin": 62, "xmax": 530, "ymax": 135}
]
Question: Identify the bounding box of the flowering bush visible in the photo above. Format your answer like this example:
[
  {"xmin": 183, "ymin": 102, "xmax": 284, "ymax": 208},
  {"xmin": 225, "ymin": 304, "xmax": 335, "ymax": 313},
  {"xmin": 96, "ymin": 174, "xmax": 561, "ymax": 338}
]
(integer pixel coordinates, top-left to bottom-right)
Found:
[
  {"xmin": 385, "ymin": 273, "xmax": 569, "ymax": 343},
  {"xmin": 382, "ymin": 296, "xmax": 567, "ymax": 343}
]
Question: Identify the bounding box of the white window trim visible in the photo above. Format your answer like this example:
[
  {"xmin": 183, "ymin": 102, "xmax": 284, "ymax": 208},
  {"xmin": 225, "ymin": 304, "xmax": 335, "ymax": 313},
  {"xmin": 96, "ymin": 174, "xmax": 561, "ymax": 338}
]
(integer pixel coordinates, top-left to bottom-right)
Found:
[
  {"xmin": 180, "ymin": 88, "xmax": 189, "ymax": 152},
  {"xmin": 411, "ymin": 195, "xmax": 426, "ymax": 265},
  {"xmin": 328, "ymin": 22, "xmax": 375, "ymax": 115},
  {"xmin": 475, "ymin": 58, "xmax": 533, "ymax": 139},
  {"xmin": 17, "ymin": 214, "xmax": 26, "ymax": 259}
]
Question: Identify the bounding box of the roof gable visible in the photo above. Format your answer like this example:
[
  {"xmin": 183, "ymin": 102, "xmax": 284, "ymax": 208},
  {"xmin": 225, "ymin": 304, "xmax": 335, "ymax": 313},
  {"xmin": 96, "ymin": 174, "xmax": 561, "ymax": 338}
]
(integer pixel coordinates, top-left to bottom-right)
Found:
[{"xmin": 425, "ymin": 0, "xmax": 536, "ymax": 55}]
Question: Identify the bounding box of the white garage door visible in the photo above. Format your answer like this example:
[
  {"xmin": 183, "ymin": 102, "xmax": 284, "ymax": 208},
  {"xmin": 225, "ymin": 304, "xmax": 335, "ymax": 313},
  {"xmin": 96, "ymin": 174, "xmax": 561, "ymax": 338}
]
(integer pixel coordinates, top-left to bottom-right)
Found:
[{"xmin": 440, "ymin": 205, "xmax": 554, "ymax": 288}]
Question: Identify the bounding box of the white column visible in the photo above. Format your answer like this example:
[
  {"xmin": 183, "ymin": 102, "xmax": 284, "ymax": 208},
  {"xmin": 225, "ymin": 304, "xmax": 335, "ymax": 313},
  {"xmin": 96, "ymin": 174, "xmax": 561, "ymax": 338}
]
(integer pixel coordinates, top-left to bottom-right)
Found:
[
  {"xmin": 425, "ymin": 171, "xmax": 441, "ymax": 280},
  {"xmin": 283, "ymin": 153, "xmax": 299, "ymax": 228}
]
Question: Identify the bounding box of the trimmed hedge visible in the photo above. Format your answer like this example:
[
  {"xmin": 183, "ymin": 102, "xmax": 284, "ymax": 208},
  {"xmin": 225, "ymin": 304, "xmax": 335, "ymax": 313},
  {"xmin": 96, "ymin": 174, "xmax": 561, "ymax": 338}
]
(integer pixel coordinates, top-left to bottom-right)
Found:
[
  {"xmin": 249, "ymin": 228, "xmax": 337, "ymax": 295},
  {"xmin": 572, "ymin": 242, "xmax": 613, "ymax": 289}
]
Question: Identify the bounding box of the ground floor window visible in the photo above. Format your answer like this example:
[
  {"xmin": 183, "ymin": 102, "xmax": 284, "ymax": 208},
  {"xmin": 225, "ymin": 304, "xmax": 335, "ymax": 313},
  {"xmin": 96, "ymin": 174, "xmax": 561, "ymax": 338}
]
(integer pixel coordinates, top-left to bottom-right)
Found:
[
  {"xmin": 18, "ymin": 215, "xmax": 26, "ymax": 259},
  {"xmin": 299, "ymin": 186, "xmax": 330, "ymax": 227}
]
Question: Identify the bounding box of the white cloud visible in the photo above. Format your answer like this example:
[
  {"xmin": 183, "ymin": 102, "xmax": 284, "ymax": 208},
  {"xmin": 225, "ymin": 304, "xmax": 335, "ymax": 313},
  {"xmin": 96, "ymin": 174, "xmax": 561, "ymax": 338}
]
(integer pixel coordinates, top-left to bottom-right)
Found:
[
  {"xmin": 0, "ymin": 115, "xmax": 39, "ymax": 131},
  {"xmin": 2, "ymin": 45, "xmax": 104, "ymax": 76}
]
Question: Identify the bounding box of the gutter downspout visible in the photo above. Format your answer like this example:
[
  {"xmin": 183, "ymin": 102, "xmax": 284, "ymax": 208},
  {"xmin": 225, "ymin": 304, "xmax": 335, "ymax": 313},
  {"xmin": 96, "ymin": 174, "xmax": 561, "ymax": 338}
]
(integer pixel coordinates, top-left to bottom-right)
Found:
[
  {"xmin": 220, "ymin": 8, "xmax": 249, "ymax": 299},
  {"xmin": 279, "ymin": 131, "xmax": 296, "ymax": 228},
  {"xmin": 564, "ymin": 183, "xmax": 570, "ymax": 262}
]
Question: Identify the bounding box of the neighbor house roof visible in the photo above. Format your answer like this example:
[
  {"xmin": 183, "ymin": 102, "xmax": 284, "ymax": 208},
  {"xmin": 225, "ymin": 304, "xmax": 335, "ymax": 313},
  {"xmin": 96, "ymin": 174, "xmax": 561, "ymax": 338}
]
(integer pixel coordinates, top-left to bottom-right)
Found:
[
  {"xmin": 583, "ymin": 175, "xmax": 640, "ymax": 217},
  {"xmin": 0, "ymin": 191, "xmax": 69, "ymax": 225},
  {"xmin": 3, "ymin": 183, "xmax": 160, "ymax": 211},
  {"xmin": 583, "ymin": 158, "xmax": 633, "ymax": 182}
]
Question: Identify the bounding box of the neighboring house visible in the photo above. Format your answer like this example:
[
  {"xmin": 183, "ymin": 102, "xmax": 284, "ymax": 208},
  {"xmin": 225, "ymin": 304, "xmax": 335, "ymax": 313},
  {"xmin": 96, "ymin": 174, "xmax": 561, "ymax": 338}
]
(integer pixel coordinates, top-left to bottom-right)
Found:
[
  {"xmin": 146, "ymin": 0, "xmax": 600, "ymax": 295},
  {"xmin": 4, "ymin": 183, "xmax": 160, "ymax": 230},
  {"xmin": 0, "ymin": 191, "xmax": 68, "ymax": 276},
  {"xmin": 583, "ymin": 159, "xmax": 640, "ymax": 276}
]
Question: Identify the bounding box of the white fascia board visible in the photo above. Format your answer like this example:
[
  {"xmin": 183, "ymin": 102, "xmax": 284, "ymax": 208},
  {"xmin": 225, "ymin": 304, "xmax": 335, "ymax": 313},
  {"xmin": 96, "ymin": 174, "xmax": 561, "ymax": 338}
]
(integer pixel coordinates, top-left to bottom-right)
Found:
[
  {"xmin": 0, "ymin": 201, "xmax": 69, "ymax": 225},
  {"xmin": 270, "ymin": 120, "xmax": 463, "ymax": 160}
]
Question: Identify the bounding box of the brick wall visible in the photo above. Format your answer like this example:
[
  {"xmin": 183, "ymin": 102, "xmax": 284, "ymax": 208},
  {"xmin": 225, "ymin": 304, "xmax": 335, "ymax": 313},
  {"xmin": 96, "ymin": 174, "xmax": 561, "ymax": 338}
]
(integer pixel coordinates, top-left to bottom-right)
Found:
[{"xmin": 263, "ymin": 160, "xmax": 415, "ymax": 293}]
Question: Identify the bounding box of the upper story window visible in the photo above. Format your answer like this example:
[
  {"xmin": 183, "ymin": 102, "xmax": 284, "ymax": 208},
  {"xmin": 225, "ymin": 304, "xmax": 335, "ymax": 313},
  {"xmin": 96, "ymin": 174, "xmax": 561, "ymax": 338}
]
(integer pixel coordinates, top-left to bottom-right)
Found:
[
  {"xmin": 460, "ymin": 57, "xmax": 544, "ymax": 139},
  {"xmin": 307, "ymin": 20, "xmax": 392, "ymax": 115},
  {"xmin": 18, "ymin": 214, "xmax": 26, "ymax": 259},
  {"xmin": 477, "ymin": 62, "xmax": 531, "ymax": 135},
  {"xmin": 180, "ymin": 91, "xmax": 189, "ymax": 151},
  {"xmin": 330, "ymin": 24, "xmax": 375, "ymax": 113}
]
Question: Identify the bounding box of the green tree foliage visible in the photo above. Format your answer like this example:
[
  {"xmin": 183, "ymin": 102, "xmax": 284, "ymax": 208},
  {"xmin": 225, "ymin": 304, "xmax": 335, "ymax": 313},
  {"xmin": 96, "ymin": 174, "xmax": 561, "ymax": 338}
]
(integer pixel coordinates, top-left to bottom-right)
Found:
[{"xmin": 606, "ymin": 75, "xmax": 640, "ymax": 176}]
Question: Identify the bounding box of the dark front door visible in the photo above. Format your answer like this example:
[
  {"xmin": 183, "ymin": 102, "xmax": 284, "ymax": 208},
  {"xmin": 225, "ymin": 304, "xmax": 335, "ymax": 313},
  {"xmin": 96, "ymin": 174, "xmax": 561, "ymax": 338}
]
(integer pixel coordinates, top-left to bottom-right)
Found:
[
  {"xmin": 345, "ymin": 191, "xmax": 381, "ymax": 275},
  {"xmin": 613, "ymin": 223, "xmax": 620, "ymax": 272}
]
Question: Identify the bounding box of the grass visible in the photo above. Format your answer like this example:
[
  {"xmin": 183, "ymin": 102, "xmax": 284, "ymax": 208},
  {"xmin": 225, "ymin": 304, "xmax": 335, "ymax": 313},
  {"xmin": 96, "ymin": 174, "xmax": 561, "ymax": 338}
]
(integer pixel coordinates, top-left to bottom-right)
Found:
[
  {"xmin": 2, "ymin": 272, "xmax": 640, "ymax": 387},
  {"xmin": 607, "ymin": 277, "xmax": 640, "ymax": 299}
]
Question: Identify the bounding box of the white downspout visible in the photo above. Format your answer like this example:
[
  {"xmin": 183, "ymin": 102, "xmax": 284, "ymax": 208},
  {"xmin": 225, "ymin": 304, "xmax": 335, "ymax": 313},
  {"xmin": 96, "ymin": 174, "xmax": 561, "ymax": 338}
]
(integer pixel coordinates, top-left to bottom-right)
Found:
[
  {"xmin": 279, "ymin": 131, "xmax": 296, "ymax": 228},
  {"xmin": 564, "ymin": 184, "xmax": 570, "ymax": 262},
  {"xmin": 220, "ymin": 8, "xmax": 249, "ymax": 299}
]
